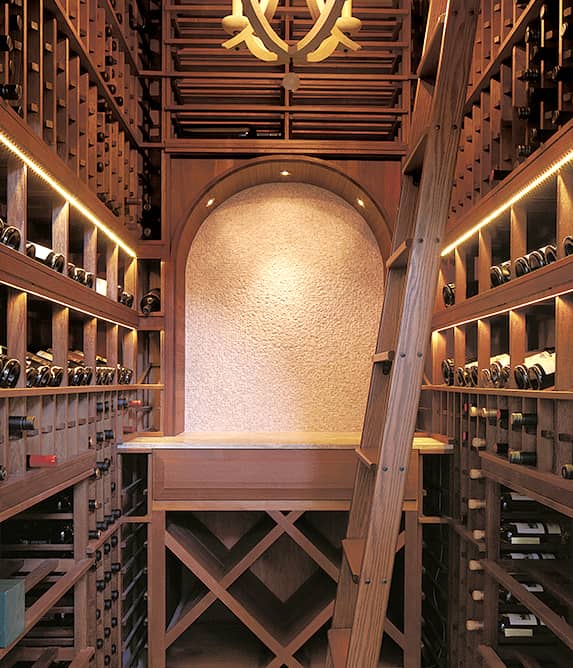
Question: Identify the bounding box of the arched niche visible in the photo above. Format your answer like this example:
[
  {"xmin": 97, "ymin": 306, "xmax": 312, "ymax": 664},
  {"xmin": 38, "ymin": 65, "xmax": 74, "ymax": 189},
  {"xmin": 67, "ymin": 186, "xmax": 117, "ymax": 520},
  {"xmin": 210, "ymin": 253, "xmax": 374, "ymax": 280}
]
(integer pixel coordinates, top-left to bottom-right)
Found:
[
  {"xmin": 165, "ymin": 156, "xmax": 393, "ymax": 434},
  {"xmin": 183, "ymin": 182, "xmax": 384, "ymax": 432}
]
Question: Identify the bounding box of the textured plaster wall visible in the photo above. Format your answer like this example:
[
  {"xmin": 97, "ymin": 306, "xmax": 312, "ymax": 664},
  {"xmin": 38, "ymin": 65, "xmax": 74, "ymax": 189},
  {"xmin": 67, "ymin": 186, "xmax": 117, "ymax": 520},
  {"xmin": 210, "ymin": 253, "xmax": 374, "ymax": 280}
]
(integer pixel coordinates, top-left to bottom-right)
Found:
[{"xmin": 184, "ymin": 182, "xmax": 385, "ymax": 432}]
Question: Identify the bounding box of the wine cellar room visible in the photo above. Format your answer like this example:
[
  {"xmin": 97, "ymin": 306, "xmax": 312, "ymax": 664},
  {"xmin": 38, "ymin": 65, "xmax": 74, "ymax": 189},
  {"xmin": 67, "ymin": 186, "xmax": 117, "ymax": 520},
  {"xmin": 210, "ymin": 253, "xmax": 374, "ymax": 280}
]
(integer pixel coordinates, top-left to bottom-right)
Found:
[{"xmin": 0, "ymin": 0, "xmax": 573, "ymax": 667}]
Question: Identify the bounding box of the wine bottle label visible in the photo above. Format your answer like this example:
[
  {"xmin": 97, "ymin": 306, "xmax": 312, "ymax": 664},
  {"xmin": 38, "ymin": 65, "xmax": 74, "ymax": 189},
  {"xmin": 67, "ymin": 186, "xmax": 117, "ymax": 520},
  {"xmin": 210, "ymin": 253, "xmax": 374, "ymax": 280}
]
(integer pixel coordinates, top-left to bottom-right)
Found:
[
  {"xmin": 509, "ymin": 493, "xmax": 534, "ymax": 502},
  {"xmin": 503, "ymin": 629, "xmax": 534, "ymax": 637},
  {"xmin": 541, "ymin": 553, "xmax": 556, "ymax": 559},
  {"xmin": 508, "ymin": 552, "xmax": 535, "ymax": 559},
  {"xmin": 522, "ymin": 583, "xmax": 544, "ymax": 593},
  {"xmin": 514, "ymin": 522, "xmax": 544, "ymax": 534},
  {"xmin": 506, "ymin": 613, "xmax": 538, "ymax": 626},
  {"xmin": 96, "ymin": 277, "xmax": 108, "ymax": 296},
  {"xmin": 511, "ymin": 536, "xmax": 540, "ymax": 544},
  {"xmin": 546, "ymin": 522, "xmax": 561, "ymax": 535}
]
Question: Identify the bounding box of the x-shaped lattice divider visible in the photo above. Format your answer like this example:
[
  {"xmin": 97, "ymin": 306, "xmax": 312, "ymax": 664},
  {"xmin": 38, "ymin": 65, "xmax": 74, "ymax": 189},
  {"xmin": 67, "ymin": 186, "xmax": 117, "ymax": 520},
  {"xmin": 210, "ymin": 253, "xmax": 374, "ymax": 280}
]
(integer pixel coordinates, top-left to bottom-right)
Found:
[
  {"xmin": 165, "ymin": 509, "xmax": 340, "ymax": 667},
  {"xmin": 164, "ymin": 510, "xmax": 409, "ymax": 666}
]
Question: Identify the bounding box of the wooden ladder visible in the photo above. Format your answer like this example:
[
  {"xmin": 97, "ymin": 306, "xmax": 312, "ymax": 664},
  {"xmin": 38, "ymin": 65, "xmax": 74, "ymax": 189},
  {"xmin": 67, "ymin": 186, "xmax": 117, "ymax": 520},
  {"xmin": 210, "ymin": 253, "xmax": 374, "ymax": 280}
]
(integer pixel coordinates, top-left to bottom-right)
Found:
[{"xmin": 326, "ymin": 1, "xmax": 479, "ymax": 667}]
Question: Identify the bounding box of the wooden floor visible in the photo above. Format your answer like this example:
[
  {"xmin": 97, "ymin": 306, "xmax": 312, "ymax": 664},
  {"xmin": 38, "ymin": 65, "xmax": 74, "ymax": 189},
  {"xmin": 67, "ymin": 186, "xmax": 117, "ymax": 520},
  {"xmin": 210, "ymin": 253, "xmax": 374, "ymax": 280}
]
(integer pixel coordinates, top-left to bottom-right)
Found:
[{"xmin": 165, "ymin": 623, "xmax": 403, "ymax": 667}]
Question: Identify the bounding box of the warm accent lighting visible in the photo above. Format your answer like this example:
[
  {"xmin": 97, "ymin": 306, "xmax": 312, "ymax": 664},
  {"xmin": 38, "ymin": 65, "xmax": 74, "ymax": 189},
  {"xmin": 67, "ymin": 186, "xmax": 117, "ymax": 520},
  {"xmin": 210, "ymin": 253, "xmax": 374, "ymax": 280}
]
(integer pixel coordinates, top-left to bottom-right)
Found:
[
  {"xmin": 441, "ymin": 148, "xmax": 573, "ymax": 257},
  {"xmin": 356, "ymin": 198, "xmax": 365, "ymax": 208},
  {"xmin": 434, "ymin": 287, "xmax": 573, "ymax": 333},
  {"xmin": 222, "ymin": 0, "xmax": 362, "ymax": 64},
  {"xmin": 0, "ymin": 131, "xmax": 136, "ymax": 258},
  {"xmin": 280, "ymin": 170, "xmax": 291, "ymax": 176},
  {"xmin": 206, "ymin": 198, "xmax": 215, "ymax": 207}
]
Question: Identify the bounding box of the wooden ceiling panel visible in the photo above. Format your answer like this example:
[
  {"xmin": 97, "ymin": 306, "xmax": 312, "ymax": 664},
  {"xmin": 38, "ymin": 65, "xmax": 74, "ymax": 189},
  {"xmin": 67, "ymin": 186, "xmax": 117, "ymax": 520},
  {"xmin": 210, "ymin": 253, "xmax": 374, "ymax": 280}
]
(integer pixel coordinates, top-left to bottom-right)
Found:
[{"xmin": 164, "ymin": 0, "xmax": 412, "ymax": 154}]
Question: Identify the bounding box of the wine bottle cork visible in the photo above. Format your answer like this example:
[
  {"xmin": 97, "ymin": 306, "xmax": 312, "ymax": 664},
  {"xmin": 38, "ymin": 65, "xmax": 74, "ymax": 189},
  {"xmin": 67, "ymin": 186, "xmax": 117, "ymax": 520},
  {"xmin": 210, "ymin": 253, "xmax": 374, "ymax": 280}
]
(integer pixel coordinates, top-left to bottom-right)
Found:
[
  {"xmin": 468, "ymin": 559, "xmax": 483, "ymax": 571},
  {"xmin": 472, "ymin": 529, "xmax": 486, "ymax": 541},
  {"xmin": 469, "ymin": 468, "xmax": 483, "ymax": 479},
  {"xmin": 471, "ymin": 437, "xmax": 487, "ymax": 449},
  {"xmin": 466, "ymin": 620, "xmax": 484, "ymax": 631},
  {"xmin": 471, "ymin": 590, "xmax": 485, "ymax": 601},
  {"xmin": 468, "ymin": 498, "xmax": 486, "ymax": 510}
]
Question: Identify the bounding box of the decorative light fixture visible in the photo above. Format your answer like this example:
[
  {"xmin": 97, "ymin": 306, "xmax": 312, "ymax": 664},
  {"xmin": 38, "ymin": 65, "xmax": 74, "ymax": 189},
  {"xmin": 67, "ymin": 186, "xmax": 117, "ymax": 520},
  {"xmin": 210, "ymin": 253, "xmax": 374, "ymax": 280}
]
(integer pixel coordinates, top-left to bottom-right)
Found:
[{"xmin": 222, "ymin": 0, "xmax": 362, "ymax": 63}]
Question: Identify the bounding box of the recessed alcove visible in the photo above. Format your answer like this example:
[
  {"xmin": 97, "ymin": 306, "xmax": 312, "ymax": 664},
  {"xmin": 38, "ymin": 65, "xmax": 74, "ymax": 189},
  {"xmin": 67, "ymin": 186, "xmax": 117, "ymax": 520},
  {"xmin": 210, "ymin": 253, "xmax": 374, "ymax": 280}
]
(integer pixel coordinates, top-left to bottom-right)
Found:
[{"xmin": 184, "ymin": 182, "xmax": 385, "ymax": 433}]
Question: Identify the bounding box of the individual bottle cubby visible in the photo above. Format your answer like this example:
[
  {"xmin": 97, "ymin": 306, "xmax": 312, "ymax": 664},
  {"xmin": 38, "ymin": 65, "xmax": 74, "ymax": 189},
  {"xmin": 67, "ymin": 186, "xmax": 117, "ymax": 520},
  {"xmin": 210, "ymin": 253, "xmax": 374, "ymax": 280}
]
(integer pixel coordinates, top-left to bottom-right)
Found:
[
  {"xmin": 121, "ymin": 521, "xmax": 148, "ymax": 668},
  {"xmin": 120, "ymin": 452, "xmax": 148, "ymax": 518},
  {"xmin": 0, "ymin": 0, "xmax": 148, "ymax": 233},
  {"xmin": 89, "ymin": 528, "xmax": 122, "ymax": 667},
  {"xmin": 450, "ymin": 2, "xmax": 573, "ymax": 222}
]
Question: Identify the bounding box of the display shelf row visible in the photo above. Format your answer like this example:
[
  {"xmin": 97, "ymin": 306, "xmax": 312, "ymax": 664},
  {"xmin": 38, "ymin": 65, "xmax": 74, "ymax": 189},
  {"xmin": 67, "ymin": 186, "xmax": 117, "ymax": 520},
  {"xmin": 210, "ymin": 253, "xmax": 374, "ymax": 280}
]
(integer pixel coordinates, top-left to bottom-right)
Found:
[{"xmin": 431, "ymin": 288, "xmax": 573, "ymax": 393}]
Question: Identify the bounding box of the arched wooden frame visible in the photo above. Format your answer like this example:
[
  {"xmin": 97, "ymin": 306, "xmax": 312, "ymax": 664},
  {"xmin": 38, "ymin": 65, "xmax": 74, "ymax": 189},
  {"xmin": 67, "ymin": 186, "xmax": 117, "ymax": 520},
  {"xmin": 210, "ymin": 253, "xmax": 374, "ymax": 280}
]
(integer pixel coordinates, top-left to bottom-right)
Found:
[{"xmin": 163, "ymin": 155, "xmax": 393, "ymax": 435}]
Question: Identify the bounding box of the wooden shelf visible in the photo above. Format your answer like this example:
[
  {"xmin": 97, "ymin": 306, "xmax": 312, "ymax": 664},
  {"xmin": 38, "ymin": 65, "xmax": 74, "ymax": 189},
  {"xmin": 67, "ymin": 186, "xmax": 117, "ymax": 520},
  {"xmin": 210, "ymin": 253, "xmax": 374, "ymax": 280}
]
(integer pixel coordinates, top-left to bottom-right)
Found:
[
  {"xmin": 442, "ymin": 119, "xmax": 573, "ymax": 253},
  {"xmin": 477, "ymin": 645, "xmax": 507, "ymax": 668},
  {"xmin": 342, "ymin": 538, "xmax": 364, "ymax": 583},
  {"xmin": 432, "ymin": 254, "xmax": 573, "ymax": 332},
  {"xmin": 0, "ymin": 245, "xmax": 139, "ymax": 329},
  {"xmin": 0, "ymin": 558, "xmax": 93, "ymax": 660},
  {"xmin": 479, "ymin": 451, "xmax": 573, "ymax": 519},
  {"xmin": 0, "ymin": 451, "xmax": 96, "ymax": 523},
  {"xmin": 0, "ymin": 102, "xmax": 138, "ymax": 248},
  {"xmin": 422, "ymin": 384, "xmax": 573, "ymax": 400},
  {"xmin": 482, "ymin": 559, "xmax": 573, "ymax": 651}
]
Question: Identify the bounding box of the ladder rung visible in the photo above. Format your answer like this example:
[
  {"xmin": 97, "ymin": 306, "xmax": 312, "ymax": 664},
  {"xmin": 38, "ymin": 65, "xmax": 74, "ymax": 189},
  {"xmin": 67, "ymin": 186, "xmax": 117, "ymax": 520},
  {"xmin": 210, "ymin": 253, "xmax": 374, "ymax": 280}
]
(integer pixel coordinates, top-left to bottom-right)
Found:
[
  {"xmin": 372, "ymin": 350, "xmax": 395, "ymax": 364},
  {"xmin": 386, "ymin": 239, "xmax": 412, "ymax": 269},
  {"xmin": 357, "ymin": 432, "xmax": 452, "ymax": 469},
  {"xmin": 355, "ymin": 446, "xmax": 378, "ymax": 468},
  {"xmin": 403, "ymin": 131, "xmax": 427, "ymax": 176},
  {"xmin": 417, "ymin": 13, "xmax": 446, "ymax": 79},
  {"xmin": 342, "ymin": 538, "xmax": 365, "ymax": 583},
  {"xmin": 327, "ymin": 628, "xmax": 350, "ymax": 668}
]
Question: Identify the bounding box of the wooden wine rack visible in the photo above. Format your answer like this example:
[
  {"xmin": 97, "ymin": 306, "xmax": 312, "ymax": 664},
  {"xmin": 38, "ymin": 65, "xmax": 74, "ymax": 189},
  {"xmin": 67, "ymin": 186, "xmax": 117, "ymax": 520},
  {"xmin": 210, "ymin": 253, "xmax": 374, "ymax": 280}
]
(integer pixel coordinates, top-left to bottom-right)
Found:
[
  {"xmin": 420, "ymin": 3, "xmax": 573, "ymax": 666},
  {"xmin": 0, "ymin": 3, "xmax": 161, "ymax": 664}
]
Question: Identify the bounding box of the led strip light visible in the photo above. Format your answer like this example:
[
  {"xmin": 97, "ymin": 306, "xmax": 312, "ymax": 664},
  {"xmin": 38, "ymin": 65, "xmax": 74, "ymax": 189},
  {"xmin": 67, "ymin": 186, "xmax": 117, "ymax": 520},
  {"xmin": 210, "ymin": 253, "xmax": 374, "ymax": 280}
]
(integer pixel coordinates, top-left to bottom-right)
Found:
[
  {"xmin": 0, "ymin": 277, "xmax": 136, "ymax": 330},
  {"xmin": 433, "ymin": 287, "xmax": 573, "ymax": 333},
  {"xmin": 441, "ymin": 148, "xmax": 573, "ymax": 257},
  {"xmin": 0, "ymin": 130, "xmax": 137, "ymax": 258}
]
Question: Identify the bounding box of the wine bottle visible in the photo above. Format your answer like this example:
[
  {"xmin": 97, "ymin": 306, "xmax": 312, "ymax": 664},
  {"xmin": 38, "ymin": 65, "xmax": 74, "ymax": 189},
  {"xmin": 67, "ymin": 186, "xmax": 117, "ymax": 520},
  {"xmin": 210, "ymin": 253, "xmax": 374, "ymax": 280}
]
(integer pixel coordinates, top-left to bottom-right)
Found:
[
  {"xmin": 506, "ymin": 551, "xmax": 556, "ymax": 560},
  {"xmin": 498, "ymin": 612, "xmax": 554, "ymax": 643},
  {"xmin": 561, "ymin": 464, "xmax": 573, "ymax": 479},
  {"xmin": 456, "ymin": 361, "xmax": 478, "ymax": 386},
  {"xmin": 29, "ymin": 242, "xmax": 65, "ymax": 272},
  {"xmin": 8, "ymin": 415, "xmax": 36, "ymax": 435},
  {"xmin": 442, "ymin": 282, "xmax": 455, "ymax": 307},
  {"xmin": 508, "ymin": 450, "xmax": 537, "ymax": 465},
  {"xmin": 0, "ymin": 465, "xmax": 8, "ymax": 481},
  {"xmin": 500, "ymin": 492, "xmax": 537, "ymax": 512},
  {"xmin": 527, "ymin": 350, "xmax": 555, "ymax": 389},
  {"xmin": 501, "ymin": 521, "xmax": 562, "ymax": 545},
  {"xmin": 140, "ymin": 288, "xmax": 161, "ymax": 315},
  {"xmin": 527, "ymin": 244, "xmax": 557, "ymax": 270},
  {"xmin": 0, "ymin": 83, "xmax": 22, "ymax": 100},
  {"xmin": 27, "ymin": 454, "xmax": 57, "ymax": 468},
  {"xmin": 563, "ymin": 235, "xmax": 573, "ymax": 256},
  {"xmin": 493, "ymin": 442, "xmax": 509, "ymax": 456},
  {"xmin": 0, "ymin": 217, "xmax": 21, "ymax": 249},
  {"xmin": 441, "ymin": 358, "xmax": 454, "ymax": 385},
  {"xmin": 463, "ymin": 402, "xmax": 479, "ymax": 418},
  {"xmin": 490, "ymin": 260, "xmax": 511, "ymax": 287},
  {"xmin": 0, "ymin": 352, "xmax": 20, "ymax": 388}
]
